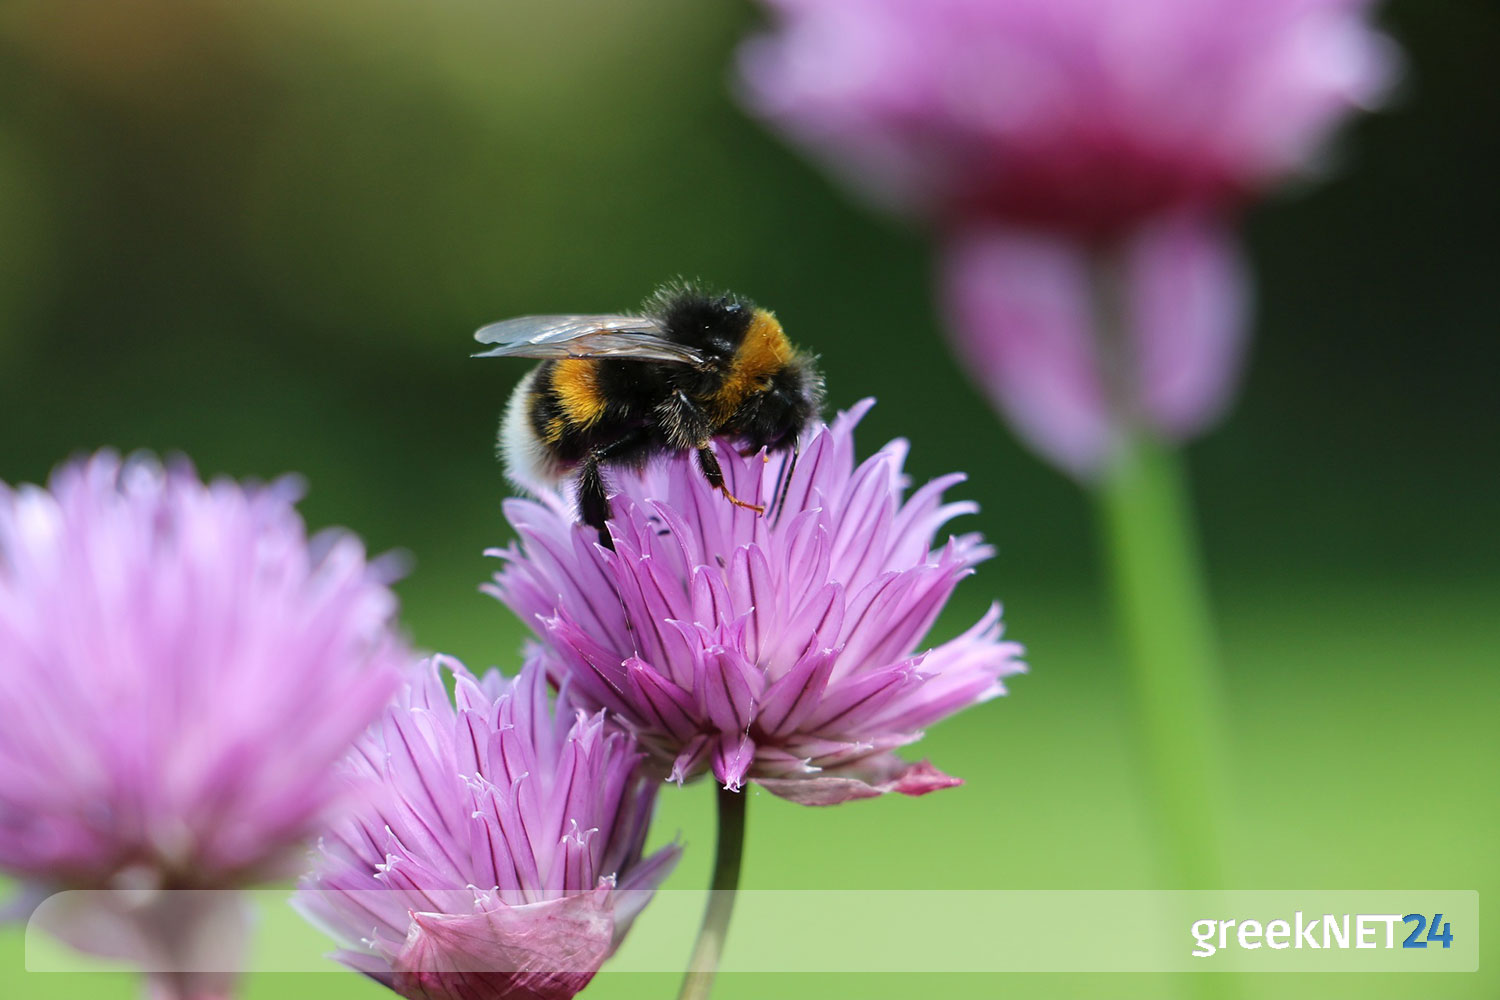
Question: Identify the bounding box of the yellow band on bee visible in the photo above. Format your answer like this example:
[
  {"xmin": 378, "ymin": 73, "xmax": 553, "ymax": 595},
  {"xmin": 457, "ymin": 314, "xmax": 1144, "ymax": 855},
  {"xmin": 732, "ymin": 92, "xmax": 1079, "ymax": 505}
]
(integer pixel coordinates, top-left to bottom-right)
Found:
[{"xmin": 551, "ymin": 359, "xmax": 608, "ymax": 431}]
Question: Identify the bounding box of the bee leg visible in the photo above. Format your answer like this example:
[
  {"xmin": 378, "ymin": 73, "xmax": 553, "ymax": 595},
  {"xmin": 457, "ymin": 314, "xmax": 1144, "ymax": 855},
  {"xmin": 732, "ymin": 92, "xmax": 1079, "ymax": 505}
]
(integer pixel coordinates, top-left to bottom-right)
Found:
[
  {"xmin": 696, "ymin": 446, "xmax": 765, "ymax": 515},
  {"xmin": 575, "ymin": 427, "xmax": 659, "ymax": 550},
  {"xmin": 576, "ymin": 455, "xmax": 614, "ymax": 550}
]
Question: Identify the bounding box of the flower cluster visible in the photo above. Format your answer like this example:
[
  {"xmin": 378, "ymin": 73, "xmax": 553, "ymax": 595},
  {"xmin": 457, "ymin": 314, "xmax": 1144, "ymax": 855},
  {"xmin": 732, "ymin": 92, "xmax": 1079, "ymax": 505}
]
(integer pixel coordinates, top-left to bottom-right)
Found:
[
  {"xmin": 1, "ymin": 417, "xmax": 1021, "ymax": 998},
  {"xmin": 0, "ymin": 3, "xmax": 1405, "ymax": 995},
  {"xmin": 491, "ymin": 401, "xmax": 1025, "ymax": 805},
  {"xmin": 299, "ymin": 657, "xmax": 678, "ymax": 1000}
]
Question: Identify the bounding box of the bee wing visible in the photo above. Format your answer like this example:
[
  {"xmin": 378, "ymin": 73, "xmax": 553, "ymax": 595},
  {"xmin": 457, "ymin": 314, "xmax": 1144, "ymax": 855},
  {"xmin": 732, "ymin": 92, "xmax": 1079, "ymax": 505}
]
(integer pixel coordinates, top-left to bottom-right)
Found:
[{"xmin": 472, "ymin": 315, "xmax": 707, "ymax": 366}]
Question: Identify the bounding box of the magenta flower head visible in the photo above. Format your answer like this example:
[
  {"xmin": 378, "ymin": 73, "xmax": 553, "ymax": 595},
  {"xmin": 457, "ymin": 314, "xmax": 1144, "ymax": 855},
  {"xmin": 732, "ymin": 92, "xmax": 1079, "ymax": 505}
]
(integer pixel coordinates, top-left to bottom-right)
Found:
[
  {"xmin": 739, "ymin": 0, "xmax": 1396, "ymax": 237},
  {"xmin": 298, "ymin": 656, "xmax": 677, "ymax": 1000},
  {"xmin": 0, "ymin": 451, "xmax": 406, "ymax": 992},
  {"xmin": 738, "ymin": 0, "xmax": 1398, "ymax": 475},
  {"xmin": 490, "ymin": 401, "xmax": 1024, "ymax": 806}
]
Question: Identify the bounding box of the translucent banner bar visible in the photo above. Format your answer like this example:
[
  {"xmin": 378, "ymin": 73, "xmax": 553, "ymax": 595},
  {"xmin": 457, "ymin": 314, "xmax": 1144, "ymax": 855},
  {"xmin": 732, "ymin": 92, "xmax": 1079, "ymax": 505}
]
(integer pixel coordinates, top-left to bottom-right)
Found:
[{"xmin": 24, "ymin": 889, "xmax": 1478, "ymax": 974}]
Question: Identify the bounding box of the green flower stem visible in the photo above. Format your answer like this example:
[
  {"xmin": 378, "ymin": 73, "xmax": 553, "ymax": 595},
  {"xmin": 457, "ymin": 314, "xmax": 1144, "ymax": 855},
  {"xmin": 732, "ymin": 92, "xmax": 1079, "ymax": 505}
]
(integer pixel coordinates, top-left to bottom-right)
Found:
[
  {"xmin": 1097, "ymin": 435, "xmax": 1230, "ymax": 890},
  {"xmin": 676, "ymin": 786, "xmax": 747, "ymax": 1000}
]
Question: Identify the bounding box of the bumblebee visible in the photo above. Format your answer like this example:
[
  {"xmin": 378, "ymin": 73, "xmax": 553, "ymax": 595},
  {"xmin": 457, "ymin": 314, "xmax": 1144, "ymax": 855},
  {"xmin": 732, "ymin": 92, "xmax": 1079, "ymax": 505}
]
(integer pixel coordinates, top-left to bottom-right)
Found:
[{"xmin": 474, "ymin": 283, "xmax": 824, "ymax": 546}]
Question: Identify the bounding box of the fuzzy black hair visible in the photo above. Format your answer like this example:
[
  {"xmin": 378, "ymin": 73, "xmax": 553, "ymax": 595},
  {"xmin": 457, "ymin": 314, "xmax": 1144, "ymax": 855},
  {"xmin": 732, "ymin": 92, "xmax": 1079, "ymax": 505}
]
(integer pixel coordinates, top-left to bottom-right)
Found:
[{"xmin": 646, "ymin": 280, "xmax": 757, "ymax": 355}]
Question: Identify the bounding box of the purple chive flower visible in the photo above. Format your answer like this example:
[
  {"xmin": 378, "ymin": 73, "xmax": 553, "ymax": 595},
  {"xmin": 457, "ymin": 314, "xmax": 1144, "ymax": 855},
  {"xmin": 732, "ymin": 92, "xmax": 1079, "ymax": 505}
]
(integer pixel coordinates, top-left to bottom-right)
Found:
[
  {"xmin": 298, "ymin": 657, "xmax": 677, "ymax": 1000},
  {"xmin": 0, "ymin": 452, "xmax": 406, "ymax": 994},
  {"xmin": 738, "ymin": 0, "xmax": 1398, "ymax": 475},
  {"xmin": 739, "ymin": 0, "xmax": 1396, "ymax": 236},
  {"xmin": 490, "ymin": 401, "xmax": 1024, "ymax": 806}
]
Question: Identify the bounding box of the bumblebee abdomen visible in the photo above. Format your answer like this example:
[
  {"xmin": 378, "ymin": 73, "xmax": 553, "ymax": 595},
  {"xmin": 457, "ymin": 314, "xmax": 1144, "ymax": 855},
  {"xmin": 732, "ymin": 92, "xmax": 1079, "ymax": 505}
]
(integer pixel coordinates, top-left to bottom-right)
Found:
[
  {"xmin": 503, "ymin": 359, "xmax": 673, "ymax": 493},
  {"xmin": 501, "ymin": 368, "xmax": 566, "ymax": 492}
]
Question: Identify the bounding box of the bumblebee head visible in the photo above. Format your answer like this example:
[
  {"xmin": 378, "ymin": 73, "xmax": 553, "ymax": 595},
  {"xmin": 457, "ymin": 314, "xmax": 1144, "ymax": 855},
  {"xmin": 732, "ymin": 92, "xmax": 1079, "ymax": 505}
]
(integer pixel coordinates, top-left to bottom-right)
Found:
[{"xmin": 731, "ymin": 352, "xmax": 824, "ymax": 454}]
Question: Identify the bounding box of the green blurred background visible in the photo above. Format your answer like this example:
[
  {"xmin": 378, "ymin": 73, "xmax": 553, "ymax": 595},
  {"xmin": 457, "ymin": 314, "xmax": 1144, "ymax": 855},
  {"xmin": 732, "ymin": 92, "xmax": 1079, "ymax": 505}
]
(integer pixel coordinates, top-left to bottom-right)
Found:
[{"xmin": 0, "ymin": 0, "xmax": 1495, "ymax": 997}]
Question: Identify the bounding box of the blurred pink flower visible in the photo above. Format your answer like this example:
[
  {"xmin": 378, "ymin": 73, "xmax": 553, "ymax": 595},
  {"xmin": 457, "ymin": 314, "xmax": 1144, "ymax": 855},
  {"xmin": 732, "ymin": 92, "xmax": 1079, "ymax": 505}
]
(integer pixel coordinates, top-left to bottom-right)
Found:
[
  {"xmin": 299, "ymin": 657, "xmax": 677, "ymax": 1000},
  {"xmin": 490, "ymin": 401, "xmax": 1025, "ymax": 806},
  {"xmin": 942, "ymin": 213, "xmax": 1250, "ymax": 476},
  {"xmin": 0, "ymin": 451, "xmax": 407, "ymax": 996},
  {"xmin": 739, "ymin": 0, "xmax": 1397, "ymax": 474},
  {"xmin": 740, "ymin": 0, "xmax": 1396, "ymax": 235}
]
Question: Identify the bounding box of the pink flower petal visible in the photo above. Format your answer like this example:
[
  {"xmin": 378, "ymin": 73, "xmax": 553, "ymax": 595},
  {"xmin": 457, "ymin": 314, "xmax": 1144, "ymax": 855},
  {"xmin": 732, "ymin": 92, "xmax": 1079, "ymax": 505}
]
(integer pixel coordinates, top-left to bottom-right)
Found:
[
  {"xmin": 942, "ymin": 216, "xmax": 1249, "ymax": 476},
  {"xmin": 755, "ymin": 756, "xmax": 962, "ymax": 806},
  {"xmin": 712, "ymin": 733, "xmax": 757, "ymax": 792},
  {"xmin": 1123, "ymin": 213, "xmax": 1250, "ymax": 439},
  {"xmin": 941, "ymin": 228, "xmax": 1113, "ymax": 476}
]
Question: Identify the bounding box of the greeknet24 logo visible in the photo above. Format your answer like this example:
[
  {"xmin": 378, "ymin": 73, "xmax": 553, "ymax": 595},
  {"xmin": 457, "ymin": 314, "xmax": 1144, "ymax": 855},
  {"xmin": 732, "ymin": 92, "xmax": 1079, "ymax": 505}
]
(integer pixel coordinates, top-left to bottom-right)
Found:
[{"xmin": 1191, "ymin": 912, "xmax": 1454, "ymax": 958}]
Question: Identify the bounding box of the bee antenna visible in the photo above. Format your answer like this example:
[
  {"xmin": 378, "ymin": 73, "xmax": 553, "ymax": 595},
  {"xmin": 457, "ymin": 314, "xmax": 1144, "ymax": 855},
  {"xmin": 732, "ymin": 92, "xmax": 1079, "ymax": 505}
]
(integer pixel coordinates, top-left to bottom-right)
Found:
[{"xmin": 770, "ymin": 437, "xmax": 800, "ymax": 526}]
